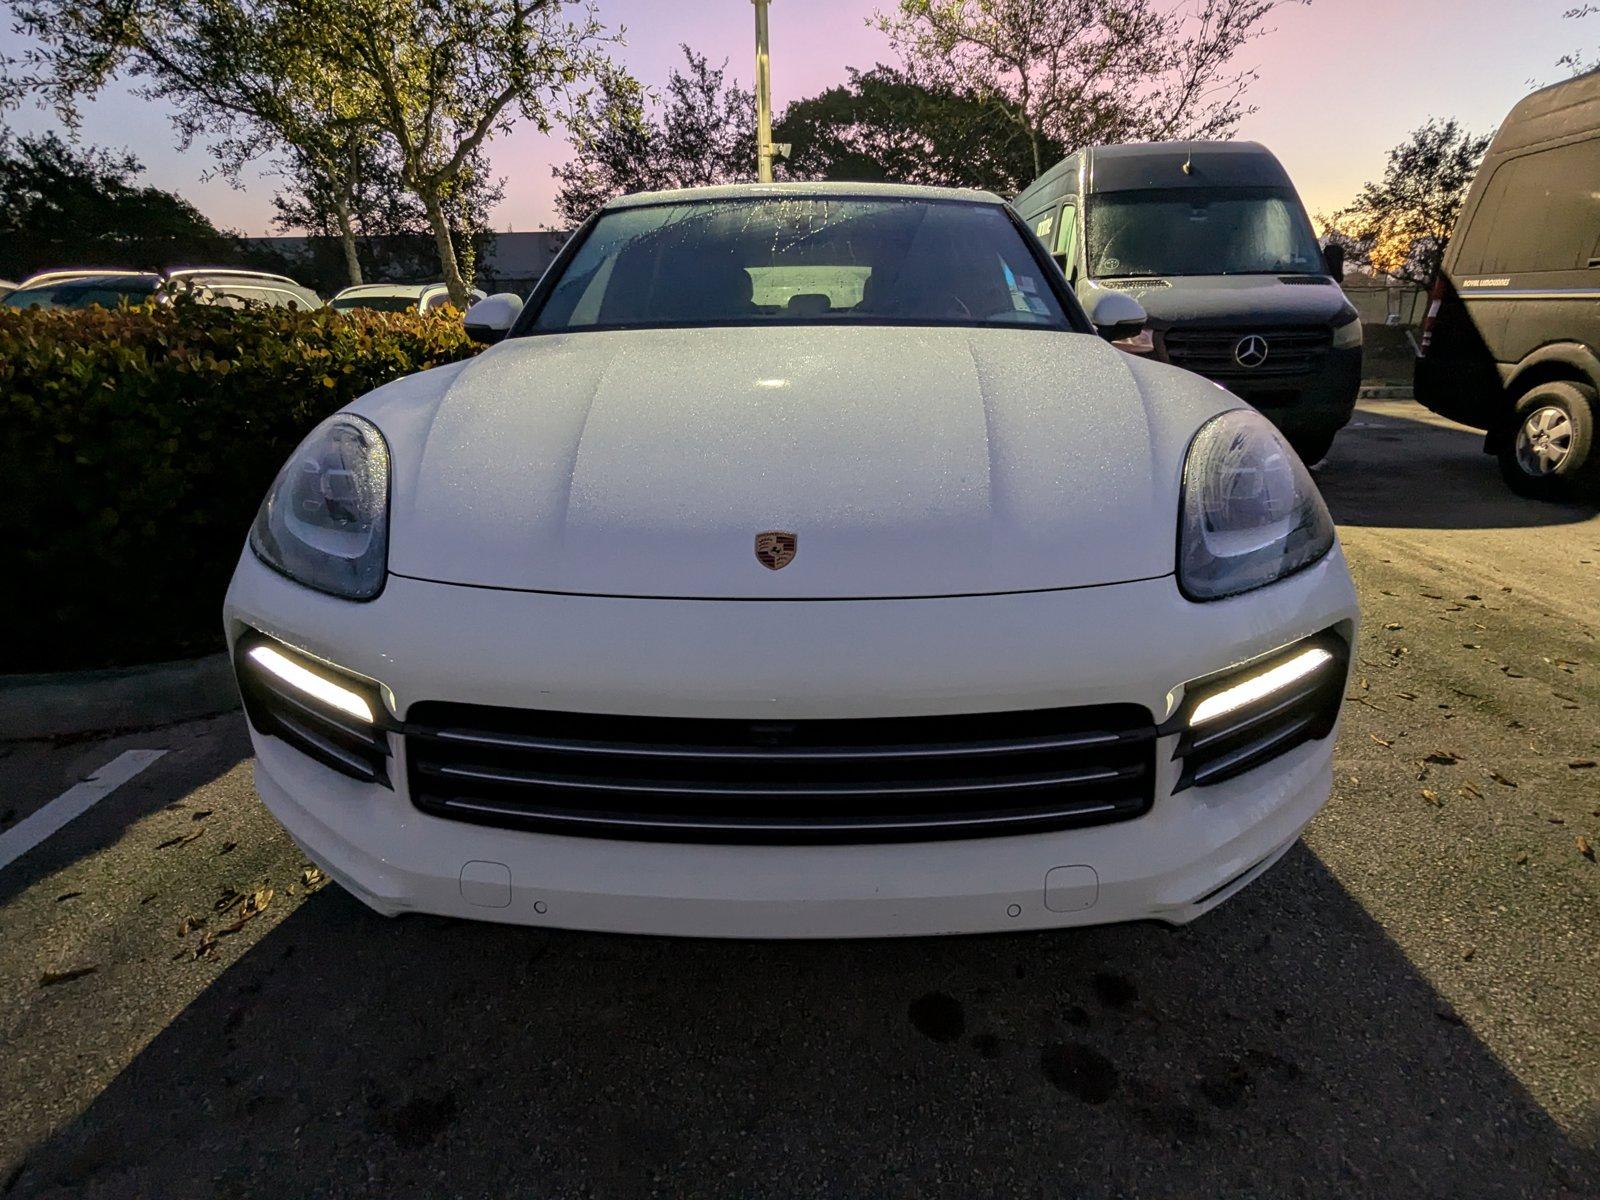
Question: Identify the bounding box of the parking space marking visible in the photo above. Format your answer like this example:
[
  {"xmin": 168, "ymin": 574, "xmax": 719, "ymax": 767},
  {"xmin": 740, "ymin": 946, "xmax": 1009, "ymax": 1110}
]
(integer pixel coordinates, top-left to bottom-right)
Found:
[{"xmin": 0, "ymin": 748, "xmax": 167, "ymax": 872}]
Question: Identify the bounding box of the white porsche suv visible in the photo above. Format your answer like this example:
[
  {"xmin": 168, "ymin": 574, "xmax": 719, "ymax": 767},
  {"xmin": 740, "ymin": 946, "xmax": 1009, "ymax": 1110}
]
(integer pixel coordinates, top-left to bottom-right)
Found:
[{"xmin": 224, "ymin": 182, "xmax": 1358, "ymax": 938}]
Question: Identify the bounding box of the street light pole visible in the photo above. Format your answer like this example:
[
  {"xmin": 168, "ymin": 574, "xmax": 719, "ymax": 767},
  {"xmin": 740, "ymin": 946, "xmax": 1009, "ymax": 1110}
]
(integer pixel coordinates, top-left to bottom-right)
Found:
[{"xmin": 753, "ymin": 0, "xmax": 774, "ymax": 183}]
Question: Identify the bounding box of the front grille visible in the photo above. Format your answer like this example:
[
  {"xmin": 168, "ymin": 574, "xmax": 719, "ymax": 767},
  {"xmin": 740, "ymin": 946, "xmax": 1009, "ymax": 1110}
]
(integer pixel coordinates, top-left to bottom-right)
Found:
[
  {"xmin": 1163, "ymin": 327, "xmax": 1332, "ymax": 380},
  {"xmin": 1171, "ymin": 634, "xmax": 1348, "ymax": 791},
  {"xmin": 406, "ymin": 703, "xmax": 1157, "ymax": 843},
  {"xmin": 236, "ymin": 639, "xmax": 392, "ymax": 785}
]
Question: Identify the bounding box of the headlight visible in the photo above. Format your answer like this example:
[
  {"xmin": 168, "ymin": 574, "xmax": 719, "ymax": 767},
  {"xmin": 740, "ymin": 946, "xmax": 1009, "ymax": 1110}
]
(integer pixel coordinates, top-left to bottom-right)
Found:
[
  {"xmin": 1178, "ymin": 410, "xmax": 1334, "ymax": 601},
  {"xmin": 1331, "ymin": 313, "xmax": 1363, "ymax": 349},
  {"xmin": 249, "ymin": 413, "xmax": 390, "ymax": 599}
]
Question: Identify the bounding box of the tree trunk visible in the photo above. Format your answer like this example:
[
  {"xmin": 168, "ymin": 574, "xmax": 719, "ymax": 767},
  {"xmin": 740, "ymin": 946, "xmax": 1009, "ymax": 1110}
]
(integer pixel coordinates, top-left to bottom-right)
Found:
[
  {"xmin": 334, "ymin": 197, "xmax": 364, "ymax": 288},
  {"xmin": 422, "ymin": 189, "xmax": 470, "ymax": 307}
]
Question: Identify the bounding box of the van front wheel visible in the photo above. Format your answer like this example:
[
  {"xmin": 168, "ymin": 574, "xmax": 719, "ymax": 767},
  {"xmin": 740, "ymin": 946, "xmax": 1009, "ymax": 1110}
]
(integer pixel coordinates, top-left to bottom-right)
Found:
[{"xmin": 1498, "ymin": 381, "xmax": 1599, "ymax": 501}]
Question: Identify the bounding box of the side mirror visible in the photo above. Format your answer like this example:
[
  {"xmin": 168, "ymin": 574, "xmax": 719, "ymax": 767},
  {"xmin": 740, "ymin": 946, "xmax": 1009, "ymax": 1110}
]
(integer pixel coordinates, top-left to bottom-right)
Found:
[
  {"xmin": 1081, "ymin": 284, "xmax": 1147, "ymax": 343},
  {"xmin": 463, "ymin": 293, "xmax": 523, "ymax": 345},
  {"xmin": 1323, "ymin": 242, "xmax": 1345, "ymax": 280}
]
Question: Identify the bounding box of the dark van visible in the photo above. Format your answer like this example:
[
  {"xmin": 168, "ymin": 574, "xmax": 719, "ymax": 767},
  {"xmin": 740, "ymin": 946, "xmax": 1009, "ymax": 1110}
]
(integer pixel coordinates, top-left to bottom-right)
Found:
[
  {"xmin": 1414, "ymin": 68, "xmax": 1600, "ymax": 500},
  {"xmin": 1014, "ymin": 141, "xmax": 1362, "ymax": 463}
]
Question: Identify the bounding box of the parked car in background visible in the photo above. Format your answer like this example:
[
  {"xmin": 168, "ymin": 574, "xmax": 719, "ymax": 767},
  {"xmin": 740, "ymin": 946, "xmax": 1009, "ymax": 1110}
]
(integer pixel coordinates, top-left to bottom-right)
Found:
[
  {"xmin": 1014, "ymin": 141, "xmax": 1362, "ymax": 464},
  {"xmin": 3, "ymin": 267, "xmax": 320, "ymax": 311},
  {"xmin": 1414, "ymin": 68, "xmax": 1600, "ymax": 500},
  {"xmin": 3, "ymin": 270, "xmax": 166, "ymax": 310},
  {"xmin": 168, "ymin": 268, "xmax": 321, "ymax": 310},
  {"xmin": 329, "ymin": 282, "xmax": 485, "ymax": 314},
  {"xmin": 226, "ymin": 182, "xmax": 1357, "ymax": 938}
]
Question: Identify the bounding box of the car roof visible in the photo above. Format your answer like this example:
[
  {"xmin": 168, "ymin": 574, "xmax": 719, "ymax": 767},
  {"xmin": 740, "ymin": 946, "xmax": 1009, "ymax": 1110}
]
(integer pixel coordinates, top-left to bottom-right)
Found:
[
  {"xmin": 332, "ymin": 283, "xmax": 448, "ymax": 298},
  {"xmin": 1489, "ymin": 66, "xmax": 1600, "ymax": 155},
  {"xmin": 602, "ymin": 181, "xmax": 1003, "ymax": 210},
  {"xmin": 18, "ymin": 269, "xmax": 158, "ymax": 287},
  {"xmin": 168, "ymin": 267, "xmax": 305, "ymax": 286},
  {"xmin": 1084, "ymin": 141, "xmax": 1292, "ymax": 192}
]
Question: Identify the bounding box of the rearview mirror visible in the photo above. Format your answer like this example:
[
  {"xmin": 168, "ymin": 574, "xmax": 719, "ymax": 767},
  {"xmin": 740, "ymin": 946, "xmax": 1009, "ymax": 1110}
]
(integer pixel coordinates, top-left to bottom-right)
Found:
[
  {"xmin": 463, "ymin": 293, "xmax": 523, "ymax": 345},
  {"xmin": 1080, "ymin": 284, "xmax": 1147, "ymax": 343},
  {"xmin": 1323, "ymin": 242, "xmax": 1345, "ymax": 280}
]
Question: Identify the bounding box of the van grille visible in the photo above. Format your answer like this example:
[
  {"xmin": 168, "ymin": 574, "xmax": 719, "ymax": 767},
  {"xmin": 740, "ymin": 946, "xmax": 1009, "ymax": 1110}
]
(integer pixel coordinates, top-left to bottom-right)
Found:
[
  {"xmin": 405, "ymin": 703, "xmax": 1158, "ymax": 843},
  {"xmin": 1163, "ymin": 327, "xmax": 1332, "ymax": 380}
]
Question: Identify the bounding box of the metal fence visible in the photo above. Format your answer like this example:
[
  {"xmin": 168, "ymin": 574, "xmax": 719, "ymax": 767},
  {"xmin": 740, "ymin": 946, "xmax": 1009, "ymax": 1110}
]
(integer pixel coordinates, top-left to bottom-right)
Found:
[{"xmin": 1342, "ymin": 284, "xmax": 1428, "ymax": 327}]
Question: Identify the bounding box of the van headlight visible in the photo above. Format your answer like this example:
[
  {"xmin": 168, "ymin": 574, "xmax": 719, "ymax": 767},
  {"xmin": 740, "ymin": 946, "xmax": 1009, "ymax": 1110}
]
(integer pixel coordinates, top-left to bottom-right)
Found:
[
  {"xmin": 1178, "ymin": 410, "xmax": 1334, "ymax": 601},
  {"xmin": 1331, "ymin": 312, "xmax": 1363, "ymax": 349},
  {"xmin": 249, "ymin": 414, "xmax": 390, "ymax": 600}
]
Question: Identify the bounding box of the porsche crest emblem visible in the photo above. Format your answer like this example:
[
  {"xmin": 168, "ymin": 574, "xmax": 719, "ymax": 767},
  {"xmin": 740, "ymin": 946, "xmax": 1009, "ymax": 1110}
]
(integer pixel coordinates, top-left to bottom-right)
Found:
[{"xmin": 755, "ymin": 530, "xmax": 797, "ymax": 571}]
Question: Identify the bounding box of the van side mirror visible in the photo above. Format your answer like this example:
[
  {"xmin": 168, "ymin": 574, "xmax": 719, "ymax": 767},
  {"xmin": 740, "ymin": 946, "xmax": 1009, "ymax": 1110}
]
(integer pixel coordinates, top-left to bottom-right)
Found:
[
  {"xmin": 463, "ymin": 293, "xmax": 523, "ymax": 345},
  {"xmin": 1323, "ymin": 242, "xmax": 1345, "ymax": 280},
  {"xmin": 1081, "ymin": 285, "xmax": 1147, "ymax": 343}
]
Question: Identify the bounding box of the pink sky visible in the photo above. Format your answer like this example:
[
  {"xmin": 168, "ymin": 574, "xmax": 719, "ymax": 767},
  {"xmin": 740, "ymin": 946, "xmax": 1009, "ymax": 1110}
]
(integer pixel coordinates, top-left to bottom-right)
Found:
[{"xmin": 3, "ymin": 0, "xmax": 1589, "ymax": 234}]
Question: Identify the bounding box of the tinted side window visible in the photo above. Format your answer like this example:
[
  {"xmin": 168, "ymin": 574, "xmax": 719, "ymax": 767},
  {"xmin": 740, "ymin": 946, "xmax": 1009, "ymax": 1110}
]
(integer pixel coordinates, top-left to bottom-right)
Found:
[{"xmin": 1454, "ymin": 139, "xmax": 1600, "ymax": 275}]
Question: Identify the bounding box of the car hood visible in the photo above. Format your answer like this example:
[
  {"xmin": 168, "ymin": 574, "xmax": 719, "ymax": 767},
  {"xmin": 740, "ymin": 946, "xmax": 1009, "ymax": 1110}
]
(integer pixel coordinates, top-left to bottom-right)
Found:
[
  {"xmin": 1085, "ymin": 275, "xmax": 1350, "ymax": 327},
  {"xmin": 358, "ymin": 325, "xmax": 1235, "ymax": 599}
]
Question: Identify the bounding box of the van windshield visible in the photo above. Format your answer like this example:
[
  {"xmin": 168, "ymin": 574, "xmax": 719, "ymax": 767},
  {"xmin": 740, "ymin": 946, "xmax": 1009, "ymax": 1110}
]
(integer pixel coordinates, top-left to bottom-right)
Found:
[
  {"xmin": 1085, "ymin": 186, "xmax": 1324, "ymax": 278},
  {"xmin": 530, "ymin": 196, "xmax": 1072, "ymax": 333}
]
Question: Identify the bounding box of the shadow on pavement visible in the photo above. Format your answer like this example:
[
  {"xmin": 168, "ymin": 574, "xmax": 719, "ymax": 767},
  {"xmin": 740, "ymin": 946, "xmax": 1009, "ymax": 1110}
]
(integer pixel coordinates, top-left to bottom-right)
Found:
[
  {"xmin": 0, "ymin": 716, "xmax": 251, "ymax": 910},
  {"xmin": 8, "ymin": 845, "xmax": 1597, "ymax": 1198},
  {"xmin": 1317, "ymin": 404, "xmax": 1599, "ymax": 531}
]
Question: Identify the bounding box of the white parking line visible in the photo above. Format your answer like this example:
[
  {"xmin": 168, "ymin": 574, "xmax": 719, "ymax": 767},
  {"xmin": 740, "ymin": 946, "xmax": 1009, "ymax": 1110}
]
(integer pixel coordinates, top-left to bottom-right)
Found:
[{"xmin": 0, "ymin": 749, "xmax": 168, "ymax": 872}]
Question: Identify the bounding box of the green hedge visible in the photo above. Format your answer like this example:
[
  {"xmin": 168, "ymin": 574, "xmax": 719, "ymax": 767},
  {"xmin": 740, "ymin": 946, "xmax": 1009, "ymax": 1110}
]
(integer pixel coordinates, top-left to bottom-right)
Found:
[{"xmin": 1, "ymin": 300, "xmax": 481, "ymax": 674}]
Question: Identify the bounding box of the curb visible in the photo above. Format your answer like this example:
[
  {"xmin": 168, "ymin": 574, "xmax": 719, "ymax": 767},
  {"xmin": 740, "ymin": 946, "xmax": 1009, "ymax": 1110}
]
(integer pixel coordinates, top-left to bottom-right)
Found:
[
  {"xmin": 1358, "ymin": 386, "xmax": 1414, "ymax": 400},
  {"xmin": 1, "ymin": 653, "xmax": 239, "ymax": 741}
]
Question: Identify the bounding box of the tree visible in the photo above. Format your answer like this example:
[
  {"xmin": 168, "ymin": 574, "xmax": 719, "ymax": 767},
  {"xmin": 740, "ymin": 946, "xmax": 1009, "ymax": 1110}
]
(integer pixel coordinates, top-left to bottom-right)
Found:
[
  {"xmin": 303, "ymin": 0, "xmax": 609, "ymax": 303},
  {"xmin": 10, "ymin": 0, "xmax": 610, "ymax": 304},
  {"xmin": 1320, "ymin": 119, "xmax": 1492, "ymax": 290},
  {"xmin": 777, "ymin": 65, "xmax": 1059, "ymax": 194},
  {"xmin": 872, "ymin": 0, "xmax": 1301, "ymax": 179},
  {"xmin": 553, "ymin": 45, "xmax": 753, "ymax": 225},
  {"xmin": 272, "ymin": 141, "xmax": 504, "ymax": 293},
  {"xmin": 0, "ymin": 132, "xmax": 243, "ymax": 278},
  {"xmin": 1559, "ymin": 3, "xmax": 1598, "ymax": 76},
  {"xmin": 8, "ymin": 0, "xmax": 389, "ymax": 287}
]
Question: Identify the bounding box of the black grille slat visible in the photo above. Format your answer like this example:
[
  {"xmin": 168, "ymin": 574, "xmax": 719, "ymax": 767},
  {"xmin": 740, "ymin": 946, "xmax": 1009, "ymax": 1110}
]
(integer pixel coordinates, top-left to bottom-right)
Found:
[
  {"xmin": 1163, "ymin": 328, "xmax": 1332, "ymax": 380},
  {"xmin": 406, "ymin": 703, "xmax": 1157, "ymax": 843}
]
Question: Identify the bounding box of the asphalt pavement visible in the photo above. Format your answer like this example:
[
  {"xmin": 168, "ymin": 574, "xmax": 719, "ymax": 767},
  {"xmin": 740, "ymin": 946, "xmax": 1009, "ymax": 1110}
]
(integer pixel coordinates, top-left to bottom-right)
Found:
[{"xmin": 1, "ymin": 399, "xmax": 1596, "ymax": 1199}]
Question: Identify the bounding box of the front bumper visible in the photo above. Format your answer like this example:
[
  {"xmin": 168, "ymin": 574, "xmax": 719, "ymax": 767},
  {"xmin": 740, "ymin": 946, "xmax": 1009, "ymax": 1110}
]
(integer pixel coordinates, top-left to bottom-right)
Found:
[{"xmin": 225, "ymin": 549, "xmax": 1359, "ymax": 938}]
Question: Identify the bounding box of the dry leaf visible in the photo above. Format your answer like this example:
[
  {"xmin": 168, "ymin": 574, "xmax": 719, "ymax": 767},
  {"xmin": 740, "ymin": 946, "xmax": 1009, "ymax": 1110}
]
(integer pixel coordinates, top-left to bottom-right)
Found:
[
  {"xmin": 156, "ymin": 828, "xmax": 204, "ymax": 851},
  {"xmin": 1420, "ymin": 788, "xmax": 1442, "ymax": 806},
  {"xmin": 1488, "ymin": 771, "xmax": 1518, "ymax": 788},
  {"xmin": 40, "ymin": 966, "xmax": 97, "ymax": 987},
  {"xmin": 1384, "ymin": 622, "xmax": 1403, "ymax": 630},
  {"xmin": 1459, "ymin": 783, "xmax": 1483, "ymax": 799},
  {"xmin": 1579, "ymin": 837, "xmax": 1595, "ymax": 863},
  {"xmin": 1569, "ymin": 760, "xmax": 1596, "ymax": 770},
  {"xmin": 1370, "ymin": 734, "xmax": 1393, "ymax": 748}
]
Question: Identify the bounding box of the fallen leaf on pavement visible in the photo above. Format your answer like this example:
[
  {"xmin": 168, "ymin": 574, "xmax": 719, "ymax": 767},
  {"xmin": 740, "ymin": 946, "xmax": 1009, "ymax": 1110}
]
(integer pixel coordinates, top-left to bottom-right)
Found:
[
  {"xmin": 1383, "ymin": 622, "xmax": 1403, "ymax": 630},
  {"xmin": 1424, "ymin": 751, "xmax": 1462, "ymax": 765},
  {"xmin": 55, "ymin": 891, "xmax": 82, "ymax": 903},
  {"xmin": 1579, "ymin": 837, "xmax": 1595, "ymax": 863},
  {"xmin": 1570, "ymin": 760, "xmax": 1596, "ymax": 770},
  {"xmin": 39, "ymin": 966, "xmax": 98, "ymax": 987},
  {"xmin": 219, "ymin": 841, "xmax": 237, "ymax": 855},
  {"xmin": 191, "ymin": 810, "xmax": 213, "ymax": 821},
  {"xmin": 1488, "ymin": 771, "xmax": 1518, "ymax": 788},
  {"xmin": 155, "ymin": 828, "xmax": 204, "ymax": 851},
  {"xmin": 1459, "ymin": 783, "xmax": 1483, "ymax": 800},
  {"xmin": 1370, "ymin": 734, "xmax": 1393, "ymax": 748},
  {"xmin": 1420, "ymin": 789, "xmax": 1442, "ymax": 806}
]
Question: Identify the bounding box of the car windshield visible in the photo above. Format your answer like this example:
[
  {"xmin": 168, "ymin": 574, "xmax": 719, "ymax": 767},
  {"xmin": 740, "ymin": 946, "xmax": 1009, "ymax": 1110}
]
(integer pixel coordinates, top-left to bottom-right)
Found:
[
  {"xmin": 330, "ymin": 294, "xmax": 420, "ymax": 313},
  {"xmin": 531, "ymin": 196, "xmax": 1071, "ymax": 333},
  {"xmin": 2, "ymin": 277, "xmax": 161, "ymax": 310},
  {"xmin": 1085, "ymin": 187, "xmax": 1324, "ymax": 278}
]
